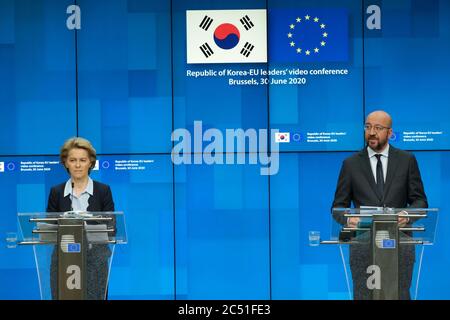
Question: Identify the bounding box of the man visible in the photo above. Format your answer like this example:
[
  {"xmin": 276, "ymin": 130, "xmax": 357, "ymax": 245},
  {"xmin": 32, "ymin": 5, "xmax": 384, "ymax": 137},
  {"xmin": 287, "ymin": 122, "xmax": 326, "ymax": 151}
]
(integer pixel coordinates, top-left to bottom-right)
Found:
[{"xmin": 332, "ymin": 110, "xmax": 428, "ymax": 300}]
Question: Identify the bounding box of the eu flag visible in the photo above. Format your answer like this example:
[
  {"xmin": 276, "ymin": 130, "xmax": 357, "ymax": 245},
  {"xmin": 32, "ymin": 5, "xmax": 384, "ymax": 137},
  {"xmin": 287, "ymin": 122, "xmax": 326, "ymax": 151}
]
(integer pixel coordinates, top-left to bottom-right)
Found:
[
  {"xmin": 269, "ymin": 8, "xmax": 348, "ymax": 62},
  {"xmin": 68, "ymin": 243, "xmax": 81, "ymax": 253},
  {"xmin": 382, "ymin": 239, "xmax": 396, "ymax": 249}
]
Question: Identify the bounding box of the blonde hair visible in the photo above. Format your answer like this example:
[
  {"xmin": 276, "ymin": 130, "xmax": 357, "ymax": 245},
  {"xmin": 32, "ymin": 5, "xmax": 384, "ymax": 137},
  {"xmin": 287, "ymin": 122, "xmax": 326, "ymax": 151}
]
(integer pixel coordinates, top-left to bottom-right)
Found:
[{"xmin": 60, "ymin": 137, "xmax": 97, "ymax": 169}]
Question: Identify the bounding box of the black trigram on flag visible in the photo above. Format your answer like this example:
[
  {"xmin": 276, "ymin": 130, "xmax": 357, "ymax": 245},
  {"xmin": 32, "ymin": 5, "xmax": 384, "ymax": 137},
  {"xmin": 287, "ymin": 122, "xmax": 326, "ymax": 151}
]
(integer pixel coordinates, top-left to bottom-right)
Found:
[
  {"xmin": 240, "ymin": 42, "xmax": 254, "ymax": 57},
  {"xmin": 200, "ymin": 42, "xmax": 214, "ymax": 58},
  {"xmin": 240, "ymin": 15, "xmax": 255, "ymax": 30},
  {"xmin": 199, "ymin": 15, "xmax": 213, "ymax": 31}
]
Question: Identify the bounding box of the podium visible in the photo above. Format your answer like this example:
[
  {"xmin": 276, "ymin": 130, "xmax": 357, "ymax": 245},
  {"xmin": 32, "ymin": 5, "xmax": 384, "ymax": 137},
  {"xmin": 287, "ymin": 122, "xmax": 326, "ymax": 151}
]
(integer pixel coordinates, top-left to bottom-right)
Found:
[
  {"xmin": 321, "ymin": 207, "xmax": 438, "ymax": 300},
  {"xmin": 16, "ymin": 211, "xmax": 127, "ymax": 300}
]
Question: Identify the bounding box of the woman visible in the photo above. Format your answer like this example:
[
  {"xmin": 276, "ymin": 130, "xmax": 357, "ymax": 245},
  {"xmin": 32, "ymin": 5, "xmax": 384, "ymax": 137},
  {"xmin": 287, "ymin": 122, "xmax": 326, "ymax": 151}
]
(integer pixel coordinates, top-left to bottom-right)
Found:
[{"xmin": 47, "ymin": 137, "xmax": 114, "ymax": 300}]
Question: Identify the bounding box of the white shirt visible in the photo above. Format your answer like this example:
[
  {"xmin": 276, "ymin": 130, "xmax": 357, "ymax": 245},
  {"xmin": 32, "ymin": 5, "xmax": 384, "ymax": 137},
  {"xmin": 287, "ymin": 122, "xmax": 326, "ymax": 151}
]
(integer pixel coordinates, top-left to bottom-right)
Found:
[
  {"xmin": 367, "ymin": 144, "xmax": 389, "ymax": 184},
  {"xmin": 63, "ymin": 177, "xmax": 94, "ymax": 211}
]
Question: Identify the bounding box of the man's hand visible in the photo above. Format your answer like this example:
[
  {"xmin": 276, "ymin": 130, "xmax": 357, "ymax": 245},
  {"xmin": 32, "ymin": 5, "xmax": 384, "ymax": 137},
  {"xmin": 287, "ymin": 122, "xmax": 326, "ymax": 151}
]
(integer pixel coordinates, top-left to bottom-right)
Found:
[
  {"xmin": 346, "ymin": 217, "xmax": 360, "ymax": 228},
  {"xmin": 398, "ymin": 210, "xmax": 409, "ymax": 227}
]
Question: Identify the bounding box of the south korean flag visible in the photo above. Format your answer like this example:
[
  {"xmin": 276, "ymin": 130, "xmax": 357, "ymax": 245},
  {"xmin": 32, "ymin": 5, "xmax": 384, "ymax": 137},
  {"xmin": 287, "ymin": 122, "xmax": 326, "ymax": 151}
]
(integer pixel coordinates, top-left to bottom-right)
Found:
[{"xmin": 186, "ymin": 9, "xmax": 267, "ymax": 64}]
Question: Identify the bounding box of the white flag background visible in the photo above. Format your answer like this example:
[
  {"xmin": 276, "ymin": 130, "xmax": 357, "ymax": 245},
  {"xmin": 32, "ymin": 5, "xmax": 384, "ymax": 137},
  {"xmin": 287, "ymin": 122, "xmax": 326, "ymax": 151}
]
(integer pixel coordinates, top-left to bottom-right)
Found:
[{"xmin": 186, "ymin": 9, "xmax": 267, "ymax": 64}]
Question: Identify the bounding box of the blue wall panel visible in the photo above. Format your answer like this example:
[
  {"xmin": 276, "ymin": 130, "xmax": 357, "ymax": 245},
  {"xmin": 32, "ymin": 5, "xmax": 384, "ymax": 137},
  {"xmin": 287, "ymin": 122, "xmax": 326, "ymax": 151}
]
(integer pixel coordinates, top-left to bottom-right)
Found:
[
  {"xmin": 77, "ymin": 0, "xmax": 173, "ymax": 153},
  {"xmin": 175, "ymin": 161, "xmax": 270, "ymax": 299},
  {"xmin": 0, "ymin": 0, "xmax": 76, "ymax": 155}
]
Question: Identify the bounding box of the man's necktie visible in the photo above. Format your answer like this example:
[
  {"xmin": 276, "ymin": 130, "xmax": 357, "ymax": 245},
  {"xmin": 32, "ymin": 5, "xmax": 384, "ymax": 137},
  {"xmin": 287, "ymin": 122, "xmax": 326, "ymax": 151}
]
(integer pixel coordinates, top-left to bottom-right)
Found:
[{"xmin": 375, "ymin": 154, "xmax": 384, "ymax": 196}]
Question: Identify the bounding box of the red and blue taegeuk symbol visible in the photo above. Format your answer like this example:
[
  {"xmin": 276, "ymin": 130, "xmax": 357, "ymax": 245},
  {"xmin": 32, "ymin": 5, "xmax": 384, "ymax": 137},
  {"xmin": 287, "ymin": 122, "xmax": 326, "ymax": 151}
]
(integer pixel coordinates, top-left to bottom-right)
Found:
[{"xmin": 213, "ymin": 23, "xmax": 240, "ymax": 50}]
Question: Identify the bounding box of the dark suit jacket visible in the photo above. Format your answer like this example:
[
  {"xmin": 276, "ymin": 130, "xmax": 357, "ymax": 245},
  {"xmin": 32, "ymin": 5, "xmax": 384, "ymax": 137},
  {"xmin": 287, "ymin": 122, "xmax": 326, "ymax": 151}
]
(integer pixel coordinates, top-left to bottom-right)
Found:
[
  {"xmin": 47, "ymin": 180, "xmax": 114, "ymax": 213},
  {"xmin": 46, "ymin": 180, "xmax": 115, "ymax": 300},
  {"xmin": 332, "ymin": 145, "xmax": 427, "ymax": 223},
  {"xmin": 331, "ymin": 145, "xmax": 428, "ymax": 299}
]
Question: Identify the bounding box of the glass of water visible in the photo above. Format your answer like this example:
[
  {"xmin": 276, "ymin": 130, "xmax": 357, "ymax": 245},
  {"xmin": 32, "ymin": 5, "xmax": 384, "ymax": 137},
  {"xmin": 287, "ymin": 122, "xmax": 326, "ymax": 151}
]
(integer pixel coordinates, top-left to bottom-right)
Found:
[{"xmin": 308, "ymin": 231, "xmax": 320, "ymax": 246}]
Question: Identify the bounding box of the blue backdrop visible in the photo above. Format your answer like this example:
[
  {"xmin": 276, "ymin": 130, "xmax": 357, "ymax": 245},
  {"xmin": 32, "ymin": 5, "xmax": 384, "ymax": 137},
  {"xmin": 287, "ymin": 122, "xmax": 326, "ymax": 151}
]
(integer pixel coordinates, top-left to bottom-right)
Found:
[{"xmin": 0, "ymin": 0, "xmax": 449, "ymax": 299}]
